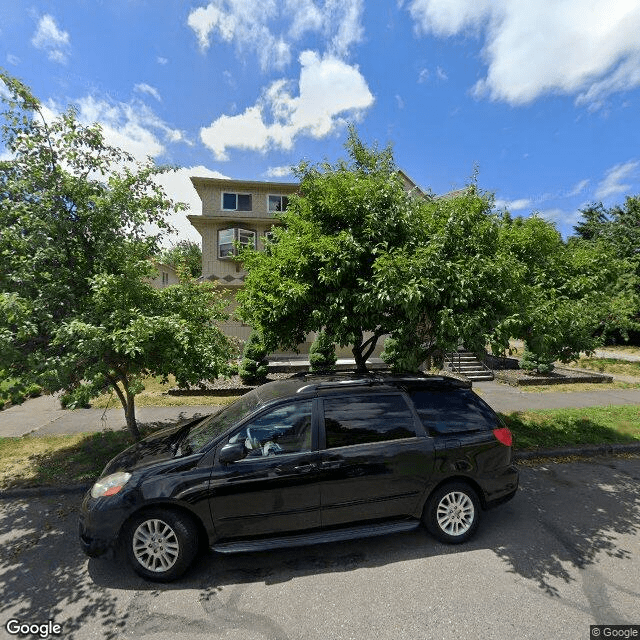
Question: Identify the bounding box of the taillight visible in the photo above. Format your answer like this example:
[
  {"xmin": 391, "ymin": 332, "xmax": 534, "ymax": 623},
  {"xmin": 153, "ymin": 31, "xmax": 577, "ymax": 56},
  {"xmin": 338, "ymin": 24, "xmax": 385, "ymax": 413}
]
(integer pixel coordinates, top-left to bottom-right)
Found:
[{"xmin": 493, "ymin": 427, "xmax": 512, "ymax": 447}]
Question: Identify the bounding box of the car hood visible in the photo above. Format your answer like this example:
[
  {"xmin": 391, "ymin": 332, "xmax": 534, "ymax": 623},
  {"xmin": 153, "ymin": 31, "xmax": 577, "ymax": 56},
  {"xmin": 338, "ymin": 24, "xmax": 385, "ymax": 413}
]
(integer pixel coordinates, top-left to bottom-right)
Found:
[{"xmin": 101, "ymin": 415, "xmax": 210, "ymax": 476}]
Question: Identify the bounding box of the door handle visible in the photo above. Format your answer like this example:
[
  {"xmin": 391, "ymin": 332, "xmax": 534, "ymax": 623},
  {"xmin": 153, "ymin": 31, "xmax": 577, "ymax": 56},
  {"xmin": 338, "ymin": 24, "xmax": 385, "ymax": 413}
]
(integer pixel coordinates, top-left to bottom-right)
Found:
[
  {"xmin": 293, "ymin": 463, "xmax": 316, "ymax": 473},
  {"xmin": 321, "ymin": 460, "xmax": 342, "ymax": 470}
]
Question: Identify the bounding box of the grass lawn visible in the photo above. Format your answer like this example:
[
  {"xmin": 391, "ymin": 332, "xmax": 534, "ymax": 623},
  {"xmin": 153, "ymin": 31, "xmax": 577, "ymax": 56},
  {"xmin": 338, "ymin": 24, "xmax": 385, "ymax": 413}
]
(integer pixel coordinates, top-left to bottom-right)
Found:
[
  {"xmin": 1, "ymin": 405, "xmax": 639, "ymax": 490},
  {"xmin": 501, "ymin": 405, "xmax": 640, "ymax": 450},
  {"xmin": 516, "ymin": 381, "xmax": 640, "ymax": 393},
  {"xmin": 0, "ymin": 429, "xmax": 143, "ymax": 489},
  {"xmin": 89, "ymin": 375, "xmax": 241, "ymax": 408},
  {"xmin": 571, "ymin": 357, "xmax": 640, "ymax": 378}
]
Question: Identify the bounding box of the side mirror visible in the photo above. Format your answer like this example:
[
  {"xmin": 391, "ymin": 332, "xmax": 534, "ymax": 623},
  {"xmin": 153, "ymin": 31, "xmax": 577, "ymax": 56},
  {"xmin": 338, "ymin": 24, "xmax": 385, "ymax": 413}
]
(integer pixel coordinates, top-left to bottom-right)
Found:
[{"xmin": 218, "ymin": 442, "xmax": 247, "ymax": 464}]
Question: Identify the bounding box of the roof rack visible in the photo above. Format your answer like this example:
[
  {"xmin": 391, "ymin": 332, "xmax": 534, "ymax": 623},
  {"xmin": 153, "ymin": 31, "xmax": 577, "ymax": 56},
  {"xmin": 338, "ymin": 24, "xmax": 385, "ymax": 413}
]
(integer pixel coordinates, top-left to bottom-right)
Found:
[{"xmin": 294, "ymin": 371, "xmax": 471, "ymax": 393}]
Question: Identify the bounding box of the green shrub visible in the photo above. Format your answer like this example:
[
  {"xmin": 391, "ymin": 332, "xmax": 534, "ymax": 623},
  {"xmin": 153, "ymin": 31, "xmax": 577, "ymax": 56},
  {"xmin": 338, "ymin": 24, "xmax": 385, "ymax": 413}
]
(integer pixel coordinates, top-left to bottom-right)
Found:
[
  {"xmin": 0, "ymin": 374, "xmax": 42, "ymax": 408},
  {"xmin": 309, "ymin": 330, "xmax": 337, "ymax": 373},
  {"xmin": 381, "ymin": 335, "xmax": 424, "ymax": 373},
  {"xmin": 520, "ymin": 347, "xmax": 555, "ymax": 374},
  {"xmin": 239, "ymin": 331, "xmax": 268, "ymax": 384}
]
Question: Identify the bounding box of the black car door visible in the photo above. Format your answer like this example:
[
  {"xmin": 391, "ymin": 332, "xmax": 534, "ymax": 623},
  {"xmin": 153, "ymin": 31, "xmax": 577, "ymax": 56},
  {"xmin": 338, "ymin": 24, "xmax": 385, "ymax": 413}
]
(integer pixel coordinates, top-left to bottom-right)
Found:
[
  {"xmin": 317, "ymin": 391, "xmax": 435, "ymax": 527},
  {"xmin": 208, "ymin": 398, "xmax": 322, "ymax": 539}
]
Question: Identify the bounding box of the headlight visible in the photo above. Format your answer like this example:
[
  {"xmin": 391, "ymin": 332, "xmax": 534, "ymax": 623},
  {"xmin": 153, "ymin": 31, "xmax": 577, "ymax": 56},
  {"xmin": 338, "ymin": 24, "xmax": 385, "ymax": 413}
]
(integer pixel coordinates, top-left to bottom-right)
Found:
[{"xmin": 91, "ymin": 472, "xmax": 132, "ymax": 498}]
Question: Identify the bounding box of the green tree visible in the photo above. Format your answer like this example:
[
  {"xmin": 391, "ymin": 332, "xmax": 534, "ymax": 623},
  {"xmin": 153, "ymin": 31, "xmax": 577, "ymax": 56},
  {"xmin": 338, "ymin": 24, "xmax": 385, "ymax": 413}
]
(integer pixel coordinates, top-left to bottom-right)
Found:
[
  {"xmin": 498, "ymin": 215, "xmax": 632, "ymax": 364},
  {"xmin": 237, "ymin": 128, "xmax": 521, "ymax": 371},
  {"xmin": 49, "ymin": 265, "xmax": 233, "ymax": 439},
  {"xmin": 373, "ymin": 184, "xmax": 522, "ymax": 366},
  {"xmin": 573, "ymin": 202, "xmax": 609, "ymax": 242},
  {"xmin": 0, "ymin": 70, "xmax": 233, "ymax": 438},
  {"xmin": 572, "ymin": 197, "xmax": 640, "ymax": 342},
  {"xmin": 237, "ymin": 128, "xmax": 424, "ymax": 371},
  {"xmin": 158, "ymin": 239, "xmax": 202, "ymax": 278}
]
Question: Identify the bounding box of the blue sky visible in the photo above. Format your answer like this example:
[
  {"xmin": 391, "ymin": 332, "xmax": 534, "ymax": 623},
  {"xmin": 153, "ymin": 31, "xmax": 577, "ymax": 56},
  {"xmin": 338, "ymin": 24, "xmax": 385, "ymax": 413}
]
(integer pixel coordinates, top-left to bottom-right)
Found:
[{"xmin": 2, "ymin": 1, "xmax": 640, "ymax": 245}]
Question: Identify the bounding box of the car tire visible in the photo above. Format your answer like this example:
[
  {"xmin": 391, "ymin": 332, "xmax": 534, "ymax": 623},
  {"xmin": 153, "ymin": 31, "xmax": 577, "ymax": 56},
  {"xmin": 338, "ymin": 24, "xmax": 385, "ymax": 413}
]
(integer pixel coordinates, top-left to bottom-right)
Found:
[
  {"xmin": 124, "ymin": 509, "xmax": 199, "ymax": 582},
  {"xmin": 424, "ymin": 483, "xmax": 480, "ymax": 544}
]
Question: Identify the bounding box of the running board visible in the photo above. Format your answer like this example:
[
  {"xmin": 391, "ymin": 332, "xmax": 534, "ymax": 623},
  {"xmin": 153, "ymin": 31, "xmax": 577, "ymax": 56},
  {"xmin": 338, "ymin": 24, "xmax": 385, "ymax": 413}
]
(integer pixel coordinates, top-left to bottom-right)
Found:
[{"xmin": 212, "ymin": 520, "xmax": 420, "ymax": 554}]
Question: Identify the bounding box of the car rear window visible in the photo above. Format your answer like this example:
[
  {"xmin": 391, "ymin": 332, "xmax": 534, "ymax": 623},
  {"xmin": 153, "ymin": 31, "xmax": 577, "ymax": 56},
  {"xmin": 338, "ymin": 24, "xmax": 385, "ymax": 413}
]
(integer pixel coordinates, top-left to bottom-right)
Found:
[{"xmin": 408, "ymin": 389, "xmax": 498, "ymax": 435}]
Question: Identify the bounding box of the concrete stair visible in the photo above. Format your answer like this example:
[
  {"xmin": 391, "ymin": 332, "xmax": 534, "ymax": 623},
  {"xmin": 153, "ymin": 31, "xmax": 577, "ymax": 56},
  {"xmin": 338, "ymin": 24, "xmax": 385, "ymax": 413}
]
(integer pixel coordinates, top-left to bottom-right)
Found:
[{"xmin": 447, "ymin": 350, "xmax": 494, "ymax": 381}]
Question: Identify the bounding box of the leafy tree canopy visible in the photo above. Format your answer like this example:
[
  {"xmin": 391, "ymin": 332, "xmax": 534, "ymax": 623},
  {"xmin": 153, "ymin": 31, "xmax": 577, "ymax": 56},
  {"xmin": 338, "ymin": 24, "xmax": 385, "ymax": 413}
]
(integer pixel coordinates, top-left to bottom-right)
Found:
[
  {"xmin": 571, "ymin": 197, "xmax": 640, "ymax": 343},
  {"xmin": 237, "ymin": 127, "xmax": 521, "ymax": 371},
  {"xmin": 0, "ymin": 70, "xmax": 232, "ymax": 438},
  {"xmin": 498, "ymin": 215, "xmax": 636, "ymax": 362},
  {"xmin": 158, "ymin": 239, "xmax": 202, "ymax": 278}
]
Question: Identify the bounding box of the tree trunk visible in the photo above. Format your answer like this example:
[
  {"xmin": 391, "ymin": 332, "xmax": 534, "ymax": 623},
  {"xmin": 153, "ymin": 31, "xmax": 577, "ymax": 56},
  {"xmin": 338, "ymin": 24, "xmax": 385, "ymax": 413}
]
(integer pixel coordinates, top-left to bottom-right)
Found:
[
  {"xmin": 351, "ymin": 333, "xmax": 368, "ymax": 373},
  {"xmin": 352, "ymin": 331, "xmax": 382, "ymax": 373},
  {"xmin": 107, "ymin": 374, "xmax": 141, "ymax": 441},
  {"xmin": 125, "ymin": 390, "xmax": 140, "ymax": 441}
]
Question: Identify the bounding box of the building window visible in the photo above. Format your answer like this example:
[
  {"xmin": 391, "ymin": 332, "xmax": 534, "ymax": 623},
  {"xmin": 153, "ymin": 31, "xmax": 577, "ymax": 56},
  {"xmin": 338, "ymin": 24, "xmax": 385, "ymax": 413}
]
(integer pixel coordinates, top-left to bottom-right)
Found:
[
  {"xmin": 218, "ymin": 227, "xmax": 256, "ymax": 258},
  {"xmin": 268, "ymin": 195, "xmax": 289, "ymax": 212},
  {"xmin": 222, "ymin": 192, "xmax": 252, "ymax": 211},
  {"xmin": 161, "ymin": 271, "xmax": 169, "ymax": 286}
]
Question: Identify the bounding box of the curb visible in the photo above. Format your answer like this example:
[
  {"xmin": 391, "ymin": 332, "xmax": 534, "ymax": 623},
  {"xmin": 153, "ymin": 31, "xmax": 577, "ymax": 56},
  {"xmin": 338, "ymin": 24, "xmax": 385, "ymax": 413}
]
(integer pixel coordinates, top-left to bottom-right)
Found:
[
  {"xmin": 0, "ymin": 482, "xmax": 91, "ymax": 500},
  {"xmin": 1, "ymin": 443, "xmax": 639, "ymax": 498},
  {"xmin": 514, "ymin": 442, "xmax": 640, "ymax": 460}
]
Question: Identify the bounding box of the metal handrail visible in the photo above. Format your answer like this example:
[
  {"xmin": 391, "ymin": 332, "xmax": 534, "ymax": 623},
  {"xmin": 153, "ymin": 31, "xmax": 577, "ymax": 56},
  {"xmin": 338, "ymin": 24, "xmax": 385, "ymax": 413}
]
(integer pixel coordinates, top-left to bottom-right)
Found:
[{"xmin": 445, "ymin": 350, "xmax": 493, "ymax": 375}]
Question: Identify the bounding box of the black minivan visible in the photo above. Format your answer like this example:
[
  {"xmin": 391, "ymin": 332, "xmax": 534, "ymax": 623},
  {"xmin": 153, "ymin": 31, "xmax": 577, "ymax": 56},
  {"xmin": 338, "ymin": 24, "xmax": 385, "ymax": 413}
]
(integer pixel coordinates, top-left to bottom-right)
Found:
[{"xmin": 79, "ymin": 373, "xmax": 518, "ymax": 581}]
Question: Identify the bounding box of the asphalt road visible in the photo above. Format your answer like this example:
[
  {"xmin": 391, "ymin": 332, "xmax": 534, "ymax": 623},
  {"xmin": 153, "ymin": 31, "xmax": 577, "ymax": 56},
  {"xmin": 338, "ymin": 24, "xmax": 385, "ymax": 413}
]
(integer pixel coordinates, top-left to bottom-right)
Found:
[{"xmin": 0, "ymin": 456, "xmax": 638, "ymax": 640}]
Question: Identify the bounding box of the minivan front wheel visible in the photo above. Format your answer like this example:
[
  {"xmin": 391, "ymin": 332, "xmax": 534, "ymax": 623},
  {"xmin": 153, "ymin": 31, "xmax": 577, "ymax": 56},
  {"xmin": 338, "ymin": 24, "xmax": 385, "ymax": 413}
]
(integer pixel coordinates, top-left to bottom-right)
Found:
[
  {"xmin": 125, "ymin": 509, "xmax": 198, "ymax": 582},
  {"xmin": 424, "ymin": 483, "xmax": 480, "ymax": 544}
]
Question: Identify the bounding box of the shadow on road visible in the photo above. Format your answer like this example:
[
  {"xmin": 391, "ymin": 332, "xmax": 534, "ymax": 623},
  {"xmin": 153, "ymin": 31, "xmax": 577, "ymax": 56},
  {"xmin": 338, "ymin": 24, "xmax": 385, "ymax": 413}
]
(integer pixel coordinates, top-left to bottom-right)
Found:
[
  {"xmin": 0, "ymin": 456, "xmax": 638, "ymax": 638},
  {"xmin": 0, "ymin": 494, "xmax": 127, "ymax": 639}
]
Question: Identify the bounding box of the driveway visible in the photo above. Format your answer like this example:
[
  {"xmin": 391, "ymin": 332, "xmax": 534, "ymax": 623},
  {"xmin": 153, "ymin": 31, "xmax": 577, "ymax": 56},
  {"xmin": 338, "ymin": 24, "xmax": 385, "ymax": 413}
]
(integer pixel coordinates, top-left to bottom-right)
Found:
[{"xmin": 1, "ymin": 456, "xmax": 638, "ymax": 639}]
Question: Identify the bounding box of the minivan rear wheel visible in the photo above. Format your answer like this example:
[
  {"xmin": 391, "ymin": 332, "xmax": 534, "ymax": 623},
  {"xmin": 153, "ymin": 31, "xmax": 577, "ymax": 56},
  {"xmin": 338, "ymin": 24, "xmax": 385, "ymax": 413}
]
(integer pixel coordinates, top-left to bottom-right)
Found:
[
  {"xmin": 424, "ymin": 483, "xmax": 480, "ymax": 544},
  {"xmin": 124, "ymin": 508, "xmax": 198, "ymax": 582}
]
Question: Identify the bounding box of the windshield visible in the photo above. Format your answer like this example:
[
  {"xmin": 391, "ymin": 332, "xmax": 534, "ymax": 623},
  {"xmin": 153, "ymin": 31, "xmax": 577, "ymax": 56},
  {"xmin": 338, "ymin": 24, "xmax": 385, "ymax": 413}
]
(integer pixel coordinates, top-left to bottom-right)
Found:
[{"xmin": 185, "ymin": 388, "xmax": 264, "ymax": 452}]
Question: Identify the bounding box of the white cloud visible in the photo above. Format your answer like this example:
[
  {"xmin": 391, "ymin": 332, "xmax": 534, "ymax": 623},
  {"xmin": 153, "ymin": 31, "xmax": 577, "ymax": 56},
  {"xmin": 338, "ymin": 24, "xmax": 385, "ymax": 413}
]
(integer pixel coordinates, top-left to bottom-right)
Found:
[
  {"xmin": 568, "ymin": 179, "xmax": 590, "ymax": 197},
  {"xmin": 157, "ymin": 56, "xmax": 169, "ymax": 65},
  {"xmin": 406, "ymin": 0, "xmax": 640, "ymax": 107},
  {"xmin": 6, "ymin": 54, "xmax": 20, "ymax": 66},
  {"xmin": 265, "ymin": 165, "xmax": 294, "ymax": 178},
  {"xmin": 200, "ymin": 50, "xmax": 374, "ymax": 160},
  {"xmin": 539, "ymin": 207, "xmax": 583, "ymax": 231},
  {"xmin": 188, "ymin": 1, "xmax": 289, "ymax": 70},
  {"xmin": 31, "ymin": 14, "xmax": 70, "ymax": 64},
  {"xmin": 154, "ymin": 166, "xmax": 229, "ymax": 246},
  {"xmin": 418, "ymin": 68, "xmax": 429, "ymax": 83},
  {"xmin": 188, "ymin": 0, "xmax": 363, "ymax": 70},
  {"xmin": 134, "ymin": 83, "xmax": 162, "ymax": 102},
  {"xmin": 436, "ymin": 66, "xmax": 448, "ymax": 81},
  {"xmin": 595, "ymin": 160, "xmax": 639, "ymax": 199},
  {"xmin": 69, "ymin": 95, "xmax": 189, "ymax": 161},
  {"xmin": 494, "ymin": 197, "xmax": 532, "ymax": 211}
]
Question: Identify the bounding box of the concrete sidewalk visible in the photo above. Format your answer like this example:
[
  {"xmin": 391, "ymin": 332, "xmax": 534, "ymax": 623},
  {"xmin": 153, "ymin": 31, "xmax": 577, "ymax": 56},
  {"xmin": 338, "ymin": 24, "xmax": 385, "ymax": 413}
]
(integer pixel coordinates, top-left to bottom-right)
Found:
[
  {"xmin": 0, "ymin": 394, "xmax": 216, "ymax": 438},
  {"xmin": 0, "ymin": 379, "xmax": 639, "ymax": 439}
]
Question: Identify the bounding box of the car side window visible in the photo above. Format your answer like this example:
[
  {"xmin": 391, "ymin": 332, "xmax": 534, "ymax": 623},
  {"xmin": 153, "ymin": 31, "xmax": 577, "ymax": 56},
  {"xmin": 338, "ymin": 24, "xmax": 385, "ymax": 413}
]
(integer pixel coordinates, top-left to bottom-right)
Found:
[
  {"xmin": 323, "ymin": 394, "xmax": 417, "ymax": 449},
  {"xmin": 409, "ymin": 389, "xmax": 498, "ymax": 435},
  {"xmin": 228, "ymin": 400, "xmax": 313, "ymax": 457}
]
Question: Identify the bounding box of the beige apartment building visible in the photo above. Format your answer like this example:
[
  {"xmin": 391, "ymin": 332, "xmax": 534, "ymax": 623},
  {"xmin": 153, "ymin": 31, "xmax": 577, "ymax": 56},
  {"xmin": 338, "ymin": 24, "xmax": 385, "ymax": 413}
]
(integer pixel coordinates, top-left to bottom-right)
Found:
[{"xmin": 187, "ymin": 176, "xmax": 306, "ymax": 351}]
